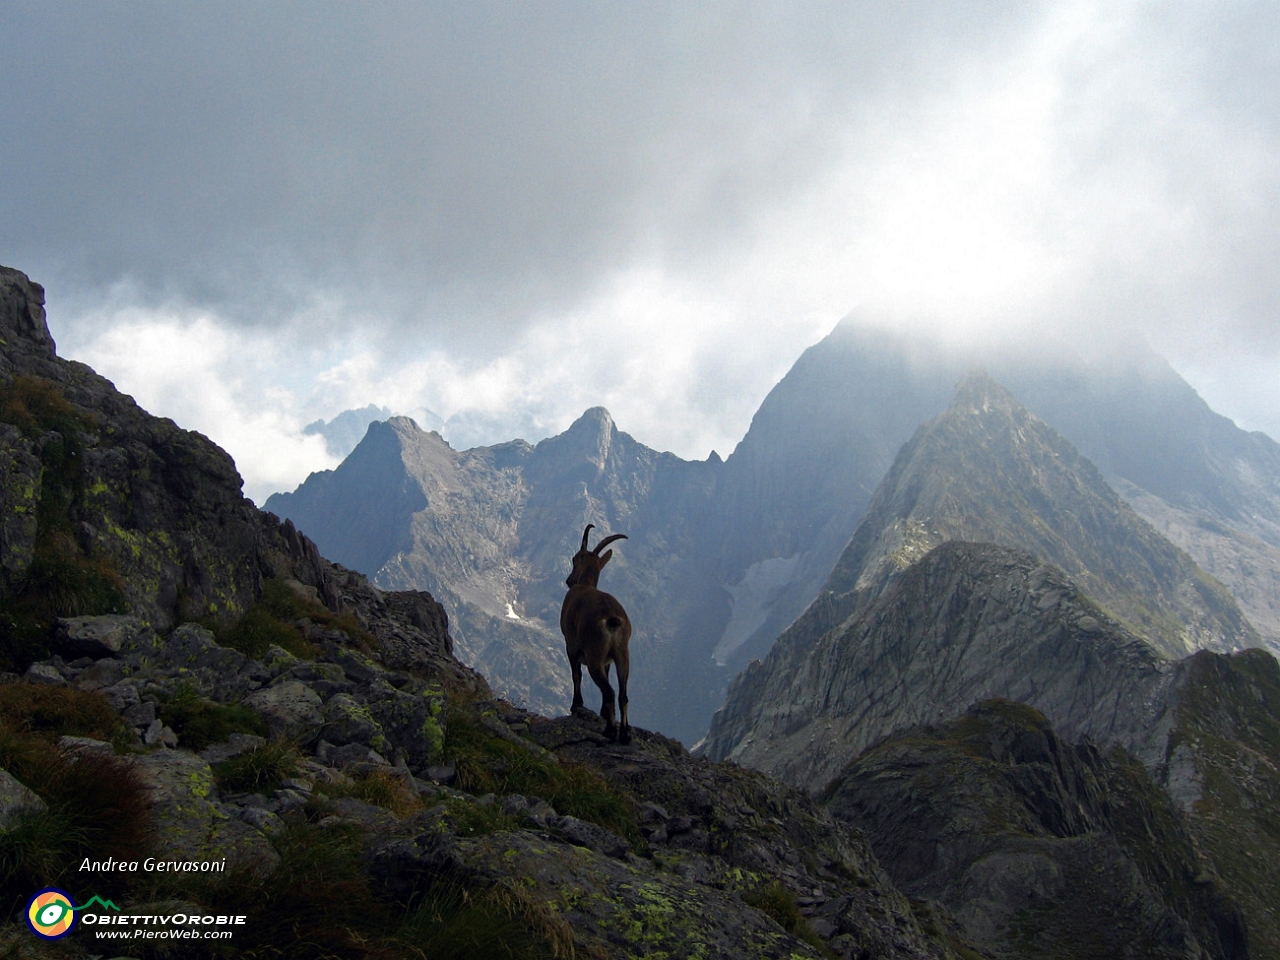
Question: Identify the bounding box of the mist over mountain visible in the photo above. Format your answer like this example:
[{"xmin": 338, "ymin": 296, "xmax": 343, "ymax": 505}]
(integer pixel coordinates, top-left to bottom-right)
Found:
[
  {"xmin": 823, "ymin": 371, "xmax": 1256, "ymax": 658},
  {"xmin": 303, "ymin": 404, "xmax": 397, "ymax": 459},
  {"xmin": 701, "ymin": 366, "xmax": 1280, "ymax": 955}
]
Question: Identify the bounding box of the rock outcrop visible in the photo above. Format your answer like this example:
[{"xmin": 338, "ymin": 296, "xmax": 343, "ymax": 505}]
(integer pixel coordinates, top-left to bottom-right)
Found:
[{"xmin": 0, "ymin": 266, "xmax": 343, "ymax": 650}]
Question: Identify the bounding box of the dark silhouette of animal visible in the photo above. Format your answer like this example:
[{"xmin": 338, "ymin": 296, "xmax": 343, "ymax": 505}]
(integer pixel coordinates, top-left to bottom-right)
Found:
[{"xmin": 560, "ymin": 524, "xmax": 632, "ymax": 743}]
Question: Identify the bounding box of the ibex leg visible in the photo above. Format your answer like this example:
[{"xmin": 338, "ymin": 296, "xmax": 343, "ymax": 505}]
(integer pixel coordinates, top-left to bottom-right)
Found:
[
  {"xmin": 570, "ymin": 655, "xmax": 597, "ymax": 720},
  {"xmin": 615, "ymin": 651, "xmax": 631, "ymax": 745},
  {"xmin": 586, "ymin": 660, "xmax": 618, "ymax": 741}
]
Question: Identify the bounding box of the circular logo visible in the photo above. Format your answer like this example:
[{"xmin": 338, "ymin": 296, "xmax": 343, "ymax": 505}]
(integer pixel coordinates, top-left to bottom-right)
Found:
[{"xmin": 26, "ymin": 889, "xmax": 77, "ymax": 939}]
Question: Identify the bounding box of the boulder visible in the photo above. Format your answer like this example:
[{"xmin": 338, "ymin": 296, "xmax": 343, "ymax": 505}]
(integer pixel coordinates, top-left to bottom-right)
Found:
[
  {"xmin": 242, "ymin": 680, "xmax": 323, "ymax": 739},
  {"xmin": 0, "ymin": 768, "xmax": 46, "ymax": 828},
  {"xmin": 54, "ymin": 615, "xmax": 151, "ymax": 659}
]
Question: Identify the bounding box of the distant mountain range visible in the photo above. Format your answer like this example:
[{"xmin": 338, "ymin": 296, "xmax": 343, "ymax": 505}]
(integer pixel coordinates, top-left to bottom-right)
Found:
[{"xmin": 267, "ymin": 320, "xmax": 1280, "ymax": 745}]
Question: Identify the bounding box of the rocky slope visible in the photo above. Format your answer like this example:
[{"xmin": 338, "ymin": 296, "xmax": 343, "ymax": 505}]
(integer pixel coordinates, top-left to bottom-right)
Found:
[
  {"xmin": 0, "ymin": 264, "xmax": 971, "ymax": 959},
  {"xmin": 1115, "ymin": 477, "xmax": 1280, "ymax": 651},
  {"xmin": 823, "ymin": 699, "xmax": 1248, "ymax": 960},
  {"xmin": 704, "ymin": 536, "xmax": 1280, "ymax": 956},
  {"xmin": 0, "ymin": 266, "xmax": 352, "ymax": 657}
]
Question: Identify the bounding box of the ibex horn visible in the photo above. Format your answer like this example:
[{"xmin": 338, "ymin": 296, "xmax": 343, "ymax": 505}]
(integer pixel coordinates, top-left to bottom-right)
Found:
[
  {"xmin": 580, "ymin": 524, "xmax": 595, "ymax": 551},
  {"xmin": 593, "ymin": 533, "xmax": 628, "ymax": 554}
]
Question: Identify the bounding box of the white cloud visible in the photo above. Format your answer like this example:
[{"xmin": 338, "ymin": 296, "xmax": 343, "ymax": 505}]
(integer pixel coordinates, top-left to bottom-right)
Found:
[
  {"xmin": 60, "ymin": 306, "xmax": 338, "ymax": 505},
  {"xmin": 21, "ymin": 0, "xmax": 1280, "ymax": 498}
]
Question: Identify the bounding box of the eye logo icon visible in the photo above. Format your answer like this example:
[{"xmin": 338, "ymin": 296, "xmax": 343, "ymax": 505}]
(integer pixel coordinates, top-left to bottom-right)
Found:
[{"xmin": 26, "ymin": 889, "xmax": 77, "ymax": 939}]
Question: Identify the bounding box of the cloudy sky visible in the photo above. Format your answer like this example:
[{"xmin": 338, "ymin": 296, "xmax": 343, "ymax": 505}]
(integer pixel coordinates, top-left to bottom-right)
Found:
[{"xmin": 3, "ymin": 1, "xmax": 1279, "ymax": 503}]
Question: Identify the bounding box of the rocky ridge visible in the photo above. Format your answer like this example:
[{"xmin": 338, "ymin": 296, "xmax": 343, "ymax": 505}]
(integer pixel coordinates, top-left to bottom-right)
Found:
[{"xmin": 703, "ymin": 541, "xmax": 1176, "ymax": 789}]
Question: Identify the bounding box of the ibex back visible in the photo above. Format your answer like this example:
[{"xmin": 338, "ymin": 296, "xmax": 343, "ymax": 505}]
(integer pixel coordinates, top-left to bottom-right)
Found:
[{"xmin": 560, "ymin": 524, "xmax": 632, "ymax": 744}]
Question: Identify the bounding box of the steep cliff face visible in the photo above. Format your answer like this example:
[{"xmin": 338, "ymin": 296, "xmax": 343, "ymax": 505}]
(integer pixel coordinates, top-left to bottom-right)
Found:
[
  {"xmin": 1159, "ymin": 647, "xmax": 1280, "ymax": 955},
  {"xmin": 696, "ymin": 324, "xmax": 960, "ymax": 670},
  {"xmin": 0, "ymin": 267, "xmax": 344, "ymax": 671},
  {"xmin": 1002, "ymin": 351, "xmax": 1280, "ymax": 548}
]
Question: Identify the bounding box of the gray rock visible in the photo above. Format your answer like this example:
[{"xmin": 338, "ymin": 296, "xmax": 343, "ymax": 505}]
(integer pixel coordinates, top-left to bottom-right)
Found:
[
  {"xmin": 547, "ymin": 814, "xmax": 629, "ymax": 859},
  {"xmin": 23, "ymin": 662, "xmax": 67, "ymax": 686},
  {"xmin": 242, "ymin": 680, "xmax": 322, "ymax": 739},
  {"xmin": 142, "ymin": 719, "xmax": 166, "ymax": 746},
  {"xmin": 239, "ymin": 805, "xmax": 285, "ymax": 835},
  {"xmin": 0, "ymin": 768, "xmax": 46, "ymax": 828},
  {"xmin": 75, "ymin": 657, "xmax": 125, "ymax": 689},
  {"xmin": 318, "ymin": 742, "xmax": 387, "ymax": 769},
  {"xmin": 58, "ymin": 735, "xmax": 113, "ymax": 755},
  {"xmin": 199, "ymin": 733, "xmax": 267, "ymax": 765},
  {"xmin": 318, "ymin": 692, "xmax": 385, "ymax": 750},
  {"xmin": 54, "ymin": 615, "xmax": 151, "ymax": 659},
  {"xmin": 164, "ymin": 623, "xmax": 245, "ymax": 668},
  {"xmin": 100, "ymin": 681, "xmax": 142, "ymax": 712},
  {"xmin": 123, "ymin": 700, "xmax": 157, "ymax": 728},
  {"xmin": 128, "ymin": 749, "xmax": 264, "ymax": 868}
]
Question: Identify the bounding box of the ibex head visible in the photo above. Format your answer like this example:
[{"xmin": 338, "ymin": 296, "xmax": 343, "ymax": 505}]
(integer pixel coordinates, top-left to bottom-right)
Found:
[{"xmin": 566, "ymin": 523, "xmax": 628, "ymax": 588}]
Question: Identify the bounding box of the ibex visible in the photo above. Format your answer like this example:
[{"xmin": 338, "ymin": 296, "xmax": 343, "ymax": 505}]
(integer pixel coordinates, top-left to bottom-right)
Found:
[{"xmin": 560, "ymin": 524, "xmax": 632, "ymax": 744}]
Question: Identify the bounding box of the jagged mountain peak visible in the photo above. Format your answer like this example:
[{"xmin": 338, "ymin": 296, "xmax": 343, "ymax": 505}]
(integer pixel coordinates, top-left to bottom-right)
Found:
[
  {"xmin": 571, "ymin": 405, "xmax": 614, "ymax": 431},
  {"xmin": 535, "ymin": 406, "xmax": 617, "ymax": 469},
  {"xmin": 382, "ymin": 413, "xmax": 428, "ymax": 436},
  {"xmin": 819, "ymin": 371, "xmax": 1256, "ymax": 658}
]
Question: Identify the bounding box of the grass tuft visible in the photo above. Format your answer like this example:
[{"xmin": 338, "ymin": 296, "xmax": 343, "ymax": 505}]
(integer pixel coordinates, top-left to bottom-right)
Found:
[
  {"xmin": 0, "ymin": 723, "xmax": 152, "ymax": 919},
  {"xmin": 0, "ymin": 682, "xmax": 126, "ymax": 743},
  {"xmin": 156, "ymin": 684, "xmax": 267, "ymax": 750},
  {"xmin": 375, "ymin": 879, "xmax": 575, "ymax": 960},
  {"xmin": 742, "ymin": 881, "xmax": 833, "ymax": 956},
  {"xmin": 212, "ymin": 739, "xmax": 302, "ymax": 794},
  {"xmin": 443, "ymin": 701, "xmax": 639, "ymax": 843},
  {"xmin": 316, "ymin": 768, "xmax": 424, "ymax": 819}
]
